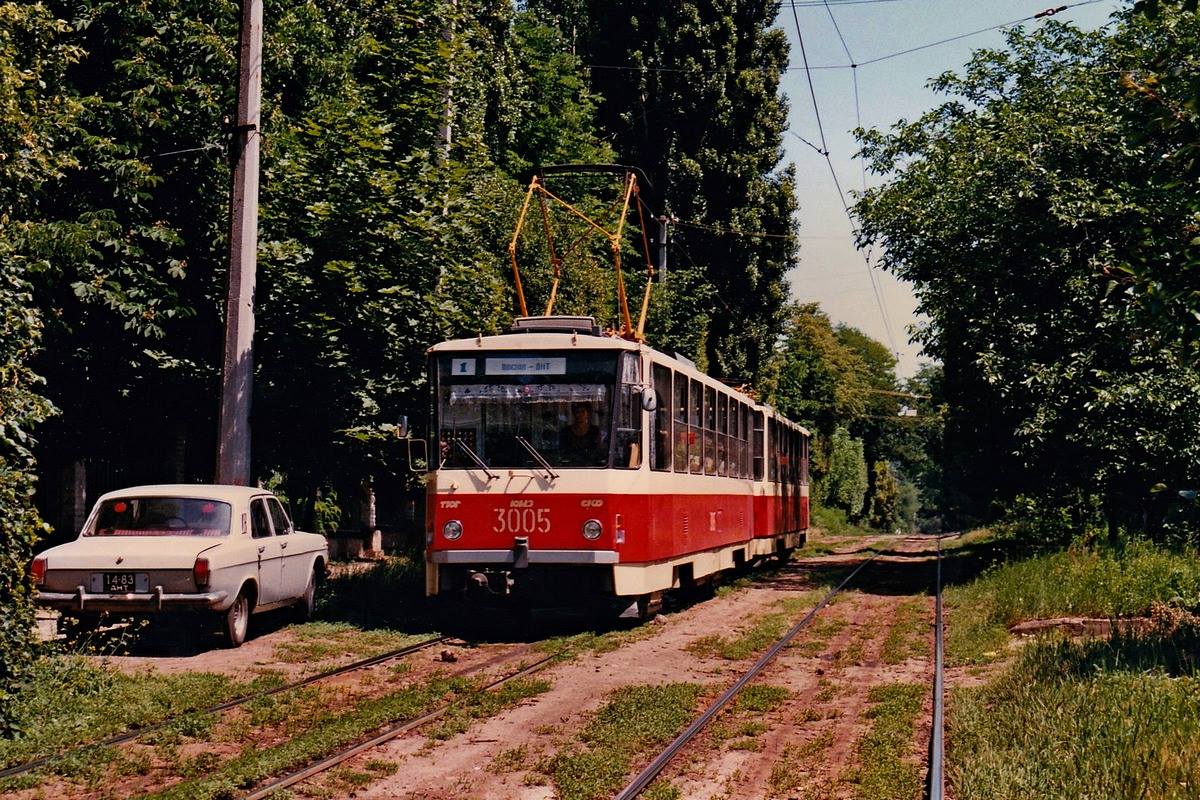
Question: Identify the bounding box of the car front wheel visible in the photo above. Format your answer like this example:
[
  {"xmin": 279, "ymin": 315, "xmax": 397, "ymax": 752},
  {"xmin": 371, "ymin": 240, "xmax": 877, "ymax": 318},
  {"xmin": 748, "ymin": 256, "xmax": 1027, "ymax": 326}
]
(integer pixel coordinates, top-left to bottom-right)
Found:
[
  {"xmin": 294, "ymin": 569, "xmax": 317, "ymax": 623},
  {"xmin": 222, "ymin": 589, "xmax": 251, "ymax": 647}
]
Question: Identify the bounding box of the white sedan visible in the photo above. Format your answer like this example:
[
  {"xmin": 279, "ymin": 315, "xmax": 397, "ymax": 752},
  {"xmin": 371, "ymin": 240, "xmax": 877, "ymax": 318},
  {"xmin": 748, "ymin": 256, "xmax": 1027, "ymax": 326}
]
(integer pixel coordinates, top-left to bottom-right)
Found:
[{"xmin": 32, "ymin": 485, "xmax": 329, "ymax": 647}]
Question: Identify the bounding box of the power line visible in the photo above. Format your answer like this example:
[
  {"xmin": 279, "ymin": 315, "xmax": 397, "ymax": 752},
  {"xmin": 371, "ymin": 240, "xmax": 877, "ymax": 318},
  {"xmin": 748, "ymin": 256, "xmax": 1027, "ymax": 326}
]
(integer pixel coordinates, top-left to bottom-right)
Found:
[
  {"xmin": 785, "ymin": 0, "xmax": 1108, "ymax": 71},
  {"xmin": 787, "ymin": 0, "xmax": 899, "ymax": 357},
  {"xmin": 586, "ymin": 1, "xmax": 1110, "ymax": 76}
]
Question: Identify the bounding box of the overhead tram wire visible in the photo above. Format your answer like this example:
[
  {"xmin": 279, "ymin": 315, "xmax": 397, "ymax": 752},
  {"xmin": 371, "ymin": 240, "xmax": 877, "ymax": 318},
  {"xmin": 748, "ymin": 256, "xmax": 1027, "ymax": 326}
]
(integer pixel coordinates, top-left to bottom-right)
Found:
[
  {"xmin": 787, "ymin": 0, "xmax": 899, "ymax": 357},
  {"xmin": 586, "ymin": 0, "xmax": 1110, "ymax": 77}
]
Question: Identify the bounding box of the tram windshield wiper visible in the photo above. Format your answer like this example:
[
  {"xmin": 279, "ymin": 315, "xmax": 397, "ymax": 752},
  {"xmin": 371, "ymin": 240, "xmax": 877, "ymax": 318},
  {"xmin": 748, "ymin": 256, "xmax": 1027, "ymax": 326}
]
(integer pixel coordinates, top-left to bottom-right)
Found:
[
  {"xmin": 514, "ymin": 435, "xmax": 559, "ymax": 481},
  {"xmin": 452, "ymin": 438, "xmax": 498, "ymax": 481}
]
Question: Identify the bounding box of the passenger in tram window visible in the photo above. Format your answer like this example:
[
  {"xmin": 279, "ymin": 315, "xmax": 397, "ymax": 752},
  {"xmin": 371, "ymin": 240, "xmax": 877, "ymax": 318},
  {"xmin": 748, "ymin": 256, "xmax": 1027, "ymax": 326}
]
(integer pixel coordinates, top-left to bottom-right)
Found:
[{"xmin": 560, "ymin": 402, "xmax": 603, "ymax": 463}]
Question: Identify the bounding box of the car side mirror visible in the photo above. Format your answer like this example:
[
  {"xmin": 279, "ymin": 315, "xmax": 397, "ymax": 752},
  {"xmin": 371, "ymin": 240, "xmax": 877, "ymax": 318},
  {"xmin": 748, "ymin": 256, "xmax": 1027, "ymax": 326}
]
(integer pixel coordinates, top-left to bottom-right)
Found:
[{"xmin": 640, "ymin": 387, "xmax": 658, "ymax": 413}]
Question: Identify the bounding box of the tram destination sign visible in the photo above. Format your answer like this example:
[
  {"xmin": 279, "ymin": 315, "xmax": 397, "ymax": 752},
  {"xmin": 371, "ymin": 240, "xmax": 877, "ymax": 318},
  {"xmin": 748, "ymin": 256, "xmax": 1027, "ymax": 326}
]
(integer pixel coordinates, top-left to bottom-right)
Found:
[{"xmin": 484, "ymin": 357, "xmax": 567, "ymax": 376}]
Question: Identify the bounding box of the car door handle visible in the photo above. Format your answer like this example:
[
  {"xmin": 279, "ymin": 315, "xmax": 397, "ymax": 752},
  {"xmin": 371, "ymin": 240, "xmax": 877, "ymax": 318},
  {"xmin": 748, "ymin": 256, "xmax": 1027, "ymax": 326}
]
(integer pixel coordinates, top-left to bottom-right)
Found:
[
  {"xmin": 257, "ymin": 545, "xmax": 266, "ymax": 554},
  {"xmin": 280, "ymin": 542, "xmax": 288, "ymax": 549}
]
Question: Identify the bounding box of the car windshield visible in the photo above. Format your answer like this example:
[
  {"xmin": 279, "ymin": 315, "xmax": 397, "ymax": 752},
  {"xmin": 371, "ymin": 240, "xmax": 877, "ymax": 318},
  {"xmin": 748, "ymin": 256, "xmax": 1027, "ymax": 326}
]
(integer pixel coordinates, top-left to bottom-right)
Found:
[
  {"xmin": 85, "ymin": 497, "xmax": 232, "ymax": 537},
  {"xmin": 436, "ymin": 351, "xmax": 617, "ymax": 469}
]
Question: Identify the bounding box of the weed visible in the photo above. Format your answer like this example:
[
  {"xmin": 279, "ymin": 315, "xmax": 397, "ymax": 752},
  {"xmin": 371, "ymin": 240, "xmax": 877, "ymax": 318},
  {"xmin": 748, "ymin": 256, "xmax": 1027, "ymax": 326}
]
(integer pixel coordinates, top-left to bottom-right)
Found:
[
  {"xmin": 362, "ymin": 758, "xmax": 398, "ymax": 775},
  {"xmin": 843, "ymin": 683, "xmax": 924, "ymax": 800},
  {"xmin": 490, "ymin": 745, "xmax": 529, "ymax": 774},
  {"xmin": 425, "ymin": 677, "xmax": 549, "ymax": 740},
  {"xmin": 734, "ymin": 685, "xmax": 790, "ymax": 713},
  {"xmin": 688, "ymin": 614, "xmax": 789, "ymax": 660},
  {"xmin": 880, "ymin": 599, "xmax": 929, "ymax": 665},
  {"xmin": 768, "ymin": 730, "xmax": 834, "ymax": 798},
  {"xmin": 0, "ymin": 657, "xmax": 279, "ymax": 772},
  {"xmin": 272, "ymin": 623, "xmax": 429, "ymax": 665},
  {"xmin": 549, "ymin": 683, "xmax": 704, "ymax": 800},
  {"xmin": 537, "ymin": 625, "xmax": 655, "ymax": 661},
  {"xmin": 730, "ymin": 737, "xmax": 763, "ymax": 751},
  {"xmin": 139, "ymin": 675, "xmax": 496, "ymax": 800},
  {"xmin": 178, "ymin": 751, "xmax": 221, "ymax": 779},
  {"xmin": 812, "ymin": 505, "xmax": 877, "ymax": 538},
  {"xmin": 642, "ymin": 781, "xmax": 681, "ymax": 800}
]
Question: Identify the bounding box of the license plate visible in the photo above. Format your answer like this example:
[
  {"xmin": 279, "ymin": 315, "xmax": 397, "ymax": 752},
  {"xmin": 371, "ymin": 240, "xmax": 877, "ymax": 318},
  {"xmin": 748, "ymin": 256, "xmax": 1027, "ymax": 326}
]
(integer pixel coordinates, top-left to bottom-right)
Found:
[{"xmin": 103, "ymin": 572, "xmax": 139, "ymax": 593}]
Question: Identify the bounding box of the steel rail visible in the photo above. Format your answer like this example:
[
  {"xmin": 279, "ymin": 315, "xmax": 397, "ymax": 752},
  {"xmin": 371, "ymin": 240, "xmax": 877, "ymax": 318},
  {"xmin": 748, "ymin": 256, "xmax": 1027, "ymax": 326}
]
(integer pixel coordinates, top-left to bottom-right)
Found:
[
  {"xmin": 928, "ymin": 536, "xmax": 946, "ymax": 800},
  {"xmin": 241, "ymin": 652, "xmax": 560, "ymax": 799},
  {"xmin": 613, "ymin": 553, "xmax": 880, "ymax": 800},
  {"xmin": 0, "ymin": 634, "xmax": 449, "ymax": 780}
]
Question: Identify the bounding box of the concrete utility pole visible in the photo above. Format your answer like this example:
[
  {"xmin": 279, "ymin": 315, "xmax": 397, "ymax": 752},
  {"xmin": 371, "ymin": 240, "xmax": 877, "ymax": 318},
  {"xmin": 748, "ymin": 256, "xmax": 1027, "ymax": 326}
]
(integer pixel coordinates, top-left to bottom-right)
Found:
[{"xmin": 216, "ymin": 0, "xmax": 263, "ymax": 486}]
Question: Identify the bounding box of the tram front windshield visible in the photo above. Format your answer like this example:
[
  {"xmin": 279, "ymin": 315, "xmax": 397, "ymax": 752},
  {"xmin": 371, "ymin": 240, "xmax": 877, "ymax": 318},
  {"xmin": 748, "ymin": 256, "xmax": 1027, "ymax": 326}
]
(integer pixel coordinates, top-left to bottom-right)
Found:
[{"xmin": 436, "ymin": 351, "xmax": 617, "ymax": 469}]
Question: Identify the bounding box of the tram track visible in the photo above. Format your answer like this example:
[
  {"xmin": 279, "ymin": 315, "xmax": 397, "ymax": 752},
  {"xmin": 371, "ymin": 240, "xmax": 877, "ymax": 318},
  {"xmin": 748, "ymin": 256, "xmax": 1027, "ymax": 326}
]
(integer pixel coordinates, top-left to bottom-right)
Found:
[
  {"xmin": 0, "ymin": 634, "xmax": 450, "ymax": 781},
  {"xmin": 614, "ymin": 534, "xmax": 951, "ymax": 800},
  {"xmin": 240, "ymin": 646, "xmax": 563, "ymax": 799}
]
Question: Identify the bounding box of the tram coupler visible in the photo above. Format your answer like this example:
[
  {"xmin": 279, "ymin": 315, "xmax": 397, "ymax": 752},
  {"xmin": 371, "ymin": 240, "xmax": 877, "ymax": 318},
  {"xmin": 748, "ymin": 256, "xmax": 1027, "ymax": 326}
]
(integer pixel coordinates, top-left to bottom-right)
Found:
[{"xmin": 512, "ymin": 536, "xmax": 530, "ymax": 569}]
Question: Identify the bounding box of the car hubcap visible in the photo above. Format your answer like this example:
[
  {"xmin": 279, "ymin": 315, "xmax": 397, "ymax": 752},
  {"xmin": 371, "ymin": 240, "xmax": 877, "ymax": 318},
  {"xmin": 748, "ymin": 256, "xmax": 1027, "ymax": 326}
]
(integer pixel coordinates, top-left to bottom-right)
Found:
[{"xmin": 234, "ymin": 597, "xmax": 248, "ymax": 638}]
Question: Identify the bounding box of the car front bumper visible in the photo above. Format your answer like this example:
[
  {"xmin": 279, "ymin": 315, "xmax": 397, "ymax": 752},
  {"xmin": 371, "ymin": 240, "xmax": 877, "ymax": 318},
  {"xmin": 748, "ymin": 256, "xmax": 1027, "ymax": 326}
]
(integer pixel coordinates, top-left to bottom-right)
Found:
[{"xmin": 36, "ymin": 585, "xmax": 230, "ymax": 614}]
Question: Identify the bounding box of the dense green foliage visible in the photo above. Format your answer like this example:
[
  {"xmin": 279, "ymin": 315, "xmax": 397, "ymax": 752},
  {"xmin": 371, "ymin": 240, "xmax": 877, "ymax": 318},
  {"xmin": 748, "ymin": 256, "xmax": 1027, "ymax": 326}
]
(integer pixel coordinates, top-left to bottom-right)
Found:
[
  {"xmin": 767, "ymin": 303, "xmax": 942, "ymax": 530},
  {"xmin": 0, "ymin": 1, "xmax": 69, "ymax": 730},
  {"xmin": 825, "ymin": 426, "xmax": 868, "ymax": 518},
  {"xmin": 530, "ymin": 0, "xmax": 798, "ymax": 382},
  {"xmin": 857, "ymin": 9, "xmax": 1200, "ymax": 537}
]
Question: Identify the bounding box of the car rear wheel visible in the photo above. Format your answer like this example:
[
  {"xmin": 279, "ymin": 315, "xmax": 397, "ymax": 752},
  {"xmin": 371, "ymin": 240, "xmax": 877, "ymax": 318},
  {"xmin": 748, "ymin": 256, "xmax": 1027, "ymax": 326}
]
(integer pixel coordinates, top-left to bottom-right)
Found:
[
  {"xmin": 294, "ymin": 568, "xmax": 318, "ymax": 622},
  {"xmin": 222, "ymin": 589, "xmax": 251, "ymax": 647}
]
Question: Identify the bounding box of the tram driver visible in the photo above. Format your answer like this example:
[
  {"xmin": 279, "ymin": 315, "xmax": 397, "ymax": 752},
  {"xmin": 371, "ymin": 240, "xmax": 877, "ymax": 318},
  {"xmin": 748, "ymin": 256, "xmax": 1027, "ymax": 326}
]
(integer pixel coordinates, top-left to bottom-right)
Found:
[{"xmin": 560, "ymin": 402, "xmax": 604, "ymax": 464}]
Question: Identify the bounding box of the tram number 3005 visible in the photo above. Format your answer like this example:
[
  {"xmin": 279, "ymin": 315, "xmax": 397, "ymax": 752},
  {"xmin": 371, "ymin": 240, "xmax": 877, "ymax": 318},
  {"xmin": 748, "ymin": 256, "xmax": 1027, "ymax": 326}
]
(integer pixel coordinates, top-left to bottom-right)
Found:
[{"xmin": 493, "ymin": 507, "xmax": 551, "ymax": 534}]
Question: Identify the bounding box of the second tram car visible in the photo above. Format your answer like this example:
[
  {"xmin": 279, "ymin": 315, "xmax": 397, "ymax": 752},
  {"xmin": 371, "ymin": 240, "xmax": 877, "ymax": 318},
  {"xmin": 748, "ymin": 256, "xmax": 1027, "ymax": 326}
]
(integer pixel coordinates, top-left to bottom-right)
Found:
[{"xmin": 425, "ymin": 315, "xmax": 809, "ymax": 613}]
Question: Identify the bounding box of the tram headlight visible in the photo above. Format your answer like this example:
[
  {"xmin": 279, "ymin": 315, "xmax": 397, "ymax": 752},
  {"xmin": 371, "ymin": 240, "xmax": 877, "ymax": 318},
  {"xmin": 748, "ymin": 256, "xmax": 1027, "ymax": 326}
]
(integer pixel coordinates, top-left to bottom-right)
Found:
[
  {"xmin": 582, "ymin": 519, "xmax": 602, "ymax": 540},
  {"xmin": 442, "ymin": 519, "xmax": 463, "ymax": 541}
]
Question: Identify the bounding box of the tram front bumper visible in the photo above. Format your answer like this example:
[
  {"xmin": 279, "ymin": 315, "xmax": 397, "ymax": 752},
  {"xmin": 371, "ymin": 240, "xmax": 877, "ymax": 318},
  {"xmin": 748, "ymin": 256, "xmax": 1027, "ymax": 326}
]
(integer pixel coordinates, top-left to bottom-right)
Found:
[{"xmin": 430, "ymin": 549, "xmax": 619, "ymax": 565}]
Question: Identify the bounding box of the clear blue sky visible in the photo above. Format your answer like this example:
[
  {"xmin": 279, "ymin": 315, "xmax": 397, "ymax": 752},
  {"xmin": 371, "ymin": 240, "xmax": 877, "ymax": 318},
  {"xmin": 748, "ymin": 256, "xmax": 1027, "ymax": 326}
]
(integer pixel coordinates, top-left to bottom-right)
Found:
[{"xmin": 774, "ymin": 0, "xmax": 1125, "ymax": 377}]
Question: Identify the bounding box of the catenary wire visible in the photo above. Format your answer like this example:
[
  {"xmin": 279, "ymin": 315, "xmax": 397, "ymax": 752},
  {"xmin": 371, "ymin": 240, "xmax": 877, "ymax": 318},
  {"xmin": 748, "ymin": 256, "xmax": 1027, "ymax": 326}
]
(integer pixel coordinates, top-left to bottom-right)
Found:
[{"xmin": 787, "ymin": 0, "xmax": 899, "ymax": 356}]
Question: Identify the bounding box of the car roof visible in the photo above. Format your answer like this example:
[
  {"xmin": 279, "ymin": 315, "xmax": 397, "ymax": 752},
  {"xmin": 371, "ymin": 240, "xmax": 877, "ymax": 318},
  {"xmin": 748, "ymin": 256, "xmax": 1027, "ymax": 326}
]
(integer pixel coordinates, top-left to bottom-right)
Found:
[{"xmin": 97, "ymin": 484, "xmax": 271, "ymax": 502}]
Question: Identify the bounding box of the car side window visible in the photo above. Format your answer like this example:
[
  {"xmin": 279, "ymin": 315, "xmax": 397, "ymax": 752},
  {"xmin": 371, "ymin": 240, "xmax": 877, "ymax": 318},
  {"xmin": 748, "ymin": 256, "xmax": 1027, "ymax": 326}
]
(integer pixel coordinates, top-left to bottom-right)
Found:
[
  {"xmin": 250, "ymin": 499, "xmax": 273, "ymax": 539},
  {"xmin": 267, "ymin": 499, "xmax": 291, "ymax": 536}
]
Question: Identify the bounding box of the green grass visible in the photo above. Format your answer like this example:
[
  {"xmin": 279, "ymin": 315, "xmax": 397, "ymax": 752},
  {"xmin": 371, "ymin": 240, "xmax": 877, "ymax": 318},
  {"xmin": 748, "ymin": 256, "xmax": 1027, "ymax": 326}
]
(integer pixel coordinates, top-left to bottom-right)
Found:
[
  {"xmin": 842, "ymin": 683, "xmax": 924, "ymax": 800},
  {"xmin": 126, "ymin": 673, "xmax": 546, "ymax": 800},
  {"xmin": 687, "ymin": 613, "xmax": 789, "ymax": 660},
  {"xmin": 950, "ymin": 623, "xmax": 1200, "ymax": 800},
  {"xmin": 548, "ymin": 683, "xmax": 704, "ymax": 800},
  {"xmin": 945, "ymin": 541, "xmax": 1200, "ymax": 665},
  {"xmin": 734, "ymin": 684, "xmax": 791, "ymax": 713},
  {"xmin": 536, "ymin": 624, "xmax": 657, "ymax": 660},
  {"xmin": 0, "ymin": 656, "xmax": 284, "ymax": 773},
  {"xmin": 812, "ymin": 505, "xmax": 878, "ymax": 538},
  {"xmin": 880, "ymin": 599, "xmax": 929, "ymax": 665},
  {"xmin": 768, "ymin": 730, "xmax": 834, "ymax": 798},
  {"xmin": 271, "ymin": 622, "xmax": 431, "ymax": 665},
  {"xmin": 425, "ymin": 677, "xmax": 550, "ymax": 740}
]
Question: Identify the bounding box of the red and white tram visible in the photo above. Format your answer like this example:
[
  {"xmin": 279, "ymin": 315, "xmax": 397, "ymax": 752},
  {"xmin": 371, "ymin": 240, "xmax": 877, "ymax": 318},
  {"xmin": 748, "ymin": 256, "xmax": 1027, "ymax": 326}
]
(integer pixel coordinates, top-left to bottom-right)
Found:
[{"xmin": 424, "ymin": 315, "xmax": 809, "ymax": 613}]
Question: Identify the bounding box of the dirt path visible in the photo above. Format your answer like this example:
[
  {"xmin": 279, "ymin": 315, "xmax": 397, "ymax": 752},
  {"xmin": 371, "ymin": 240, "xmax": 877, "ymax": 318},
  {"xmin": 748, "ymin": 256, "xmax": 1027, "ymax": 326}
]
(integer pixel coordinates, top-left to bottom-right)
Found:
[{"xmin": 291, "ymin": 533, "xmax": 941, "ymax": 800}]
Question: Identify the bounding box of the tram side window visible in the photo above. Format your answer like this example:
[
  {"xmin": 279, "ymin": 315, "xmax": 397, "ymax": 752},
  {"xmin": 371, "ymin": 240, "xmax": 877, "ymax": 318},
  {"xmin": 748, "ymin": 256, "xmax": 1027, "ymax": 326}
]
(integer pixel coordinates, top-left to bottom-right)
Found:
[
  {"xmin": 689, "ymin": 379, "xmax": 703, "ymax": 474},
  {"xmin": 768, "ymin": 419, "xmax": 779, "ymax": 482},
  {"xmin": 718, "ymin": 393, "xmax": 729, "ymax": 477},
  {"xmin": 801, "ymin": 435, "xmax": 810, "ymax": 484},
  {"xmin": 613, "ymin": 352, "xmax": 643, "ymax": 469},
  {"xmin": 674, "ymin": 373, "xmax": 689, "ymax": 472},
  {"xmin": 702, "ymin": 387, "xmax": 714, "ymax": 476},
  {"xmin": 730, "ymin": 401, "xmax": 741, "ymax": 479},
  {"xmin": 753, "ymin": 411, "xmax": 765, "ymax": 480},
  {"xmin": 652, "ymin": 364, "xmax": 672, "ymax": 472}
]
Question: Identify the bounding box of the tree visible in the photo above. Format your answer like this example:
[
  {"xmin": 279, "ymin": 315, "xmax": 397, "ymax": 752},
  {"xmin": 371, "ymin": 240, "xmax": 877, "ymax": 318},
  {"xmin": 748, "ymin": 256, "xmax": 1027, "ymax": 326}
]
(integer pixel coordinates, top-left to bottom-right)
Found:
[
  {"xmin": 528, "ymin": 0, "xmax": 798, "ymax": 381},
  {"xmin": 0, "ymin": 0, "xmax": 73, "ymax": 730},
  {"xmin": 868, "ymin": 460, "xmax": 901, "ymax": 532},
  {"xmin": 826, "ymin": 426, "xmax": 868, "ymax": 519},
  {"xmin": 856, "ymin": 12, "xmax": 1200, "ymax": 536}
]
